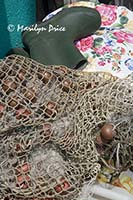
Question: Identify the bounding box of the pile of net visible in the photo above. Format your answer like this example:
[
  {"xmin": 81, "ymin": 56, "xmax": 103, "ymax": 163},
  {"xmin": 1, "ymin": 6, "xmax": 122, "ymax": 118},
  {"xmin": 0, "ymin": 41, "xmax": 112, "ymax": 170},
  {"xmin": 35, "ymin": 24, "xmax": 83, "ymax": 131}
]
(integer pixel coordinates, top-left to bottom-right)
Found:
[{"xmin": 0, "ymin": 55, "xmax": 132, "ymax": 200}]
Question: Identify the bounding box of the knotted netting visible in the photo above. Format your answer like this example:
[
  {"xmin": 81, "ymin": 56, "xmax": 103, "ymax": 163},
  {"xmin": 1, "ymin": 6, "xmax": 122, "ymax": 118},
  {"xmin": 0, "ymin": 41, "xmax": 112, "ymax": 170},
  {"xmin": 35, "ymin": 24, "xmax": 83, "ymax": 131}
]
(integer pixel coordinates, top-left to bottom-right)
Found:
[{"xmin": 0, "ymin": 55, "xmax": 132, "ymax": 200}]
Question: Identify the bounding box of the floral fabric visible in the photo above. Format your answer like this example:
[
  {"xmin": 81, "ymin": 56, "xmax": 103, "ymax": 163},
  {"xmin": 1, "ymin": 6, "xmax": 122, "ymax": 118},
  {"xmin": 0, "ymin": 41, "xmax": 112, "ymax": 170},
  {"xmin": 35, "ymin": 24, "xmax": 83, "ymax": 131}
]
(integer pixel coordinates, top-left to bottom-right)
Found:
[
  {"xmin": 44, "ymin": 2, "xmax": 133, "ymax": 78},
  {"xmin": 75, "ymin": 3, "xmax": 133, "ymax": 78}
]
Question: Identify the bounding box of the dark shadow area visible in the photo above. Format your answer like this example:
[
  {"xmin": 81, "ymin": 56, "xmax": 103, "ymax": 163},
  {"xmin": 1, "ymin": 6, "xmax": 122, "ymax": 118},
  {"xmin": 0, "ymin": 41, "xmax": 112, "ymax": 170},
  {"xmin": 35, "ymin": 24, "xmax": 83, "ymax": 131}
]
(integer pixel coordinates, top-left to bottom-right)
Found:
[
  {"xmin": 36, "ymin": 0, "xmax": 59, "ymax": 21},
  {"xmin": 0, "ymin": 1, "xmax": 12, "ymax": 58},
  {"xmin": 99, "ymin": 0, "xmax": 112, "ymax": 3}
]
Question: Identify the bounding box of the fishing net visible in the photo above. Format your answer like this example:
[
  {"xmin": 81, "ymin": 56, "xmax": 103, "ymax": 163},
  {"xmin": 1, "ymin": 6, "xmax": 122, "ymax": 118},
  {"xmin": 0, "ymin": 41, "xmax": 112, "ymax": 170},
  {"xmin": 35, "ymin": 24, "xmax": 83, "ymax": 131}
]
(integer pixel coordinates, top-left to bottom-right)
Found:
[{"xmin": 0, "ymin": 55, "xmax": 132, "ymax": 200}]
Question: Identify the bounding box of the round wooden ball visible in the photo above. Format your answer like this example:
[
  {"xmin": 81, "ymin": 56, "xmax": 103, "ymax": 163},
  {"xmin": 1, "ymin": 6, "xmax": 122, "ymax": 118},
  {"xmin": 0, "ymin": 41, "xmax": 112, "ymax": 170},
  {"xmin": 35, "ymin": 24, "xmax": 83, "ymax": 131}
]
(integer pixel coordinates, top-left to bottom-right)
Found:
[{"xmin": 101, "ymin": 123, "xmax": 114, "ymax": 141}]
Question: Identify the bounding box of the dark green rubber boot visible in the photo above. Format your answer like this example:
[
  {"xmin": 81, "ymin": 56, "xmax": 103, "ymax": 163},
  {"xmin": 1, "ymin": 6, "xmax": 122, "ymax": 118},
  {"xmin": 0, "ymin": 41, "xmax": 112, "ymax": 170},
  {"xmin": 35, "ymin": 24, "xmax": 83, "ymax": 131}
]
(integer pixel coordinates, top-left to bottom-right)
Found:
[{"xmin": 22, "ymin": 6, "xmax": 101, "ymax": 69}]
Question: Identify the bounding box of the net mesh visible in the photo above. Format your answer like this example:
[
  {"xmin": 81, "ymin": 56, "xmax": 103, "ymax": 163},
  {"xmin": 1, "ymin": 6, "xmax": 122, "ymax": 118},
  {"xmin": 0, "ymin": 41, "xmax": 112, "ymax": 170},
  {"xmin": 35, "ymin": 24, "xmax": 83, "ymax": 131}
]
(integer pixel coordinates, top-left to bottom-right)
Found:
[{"xmin": 0, "ymin": 55, "xmax": 132, "ymax": 200}]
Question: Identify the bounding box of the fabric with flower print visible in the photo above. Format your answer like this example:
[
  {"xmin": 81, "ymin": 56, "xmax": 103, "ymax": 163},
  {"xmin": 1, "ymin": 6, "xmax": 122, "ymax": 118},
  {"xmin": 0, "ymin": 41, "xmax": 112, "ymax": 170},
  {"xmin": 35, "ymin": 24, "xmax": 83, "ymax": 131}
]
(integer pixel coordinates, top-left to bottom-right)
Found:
[
  {"xmin": 96, "ymin": 4, "xmax": 117, "ymax": 26},
  {"xmin": 44, "ymin": 2, "xmax": 133, "ymax": 78},
  {"xmin": 113, "ymin": 31, "xmax": 133, "ymax": 44},
  {"xmin": 76, "ymin": 3, "xmax": 133, "ymax": 79},
  {"xmin": 76, "ymin": 36, "xmax": 94, "ymax": 52}
]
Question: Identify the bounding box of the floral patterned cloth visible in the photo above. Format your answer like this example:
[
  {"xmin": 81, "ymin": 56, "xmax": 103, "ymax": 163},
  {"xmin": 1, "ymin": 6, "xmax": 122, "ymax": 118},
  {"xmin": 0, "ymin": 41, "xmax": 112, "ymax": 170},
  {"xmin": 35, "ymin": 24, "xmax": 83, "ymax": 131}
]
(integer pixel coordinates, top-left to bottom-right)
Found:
[
  {"xmin": 76, "ymin": 3, "xmax": 133, "ymax": 78},
  {"xmin": 44, "ymin": 2, "xmax": 133, "ymax": 78}
]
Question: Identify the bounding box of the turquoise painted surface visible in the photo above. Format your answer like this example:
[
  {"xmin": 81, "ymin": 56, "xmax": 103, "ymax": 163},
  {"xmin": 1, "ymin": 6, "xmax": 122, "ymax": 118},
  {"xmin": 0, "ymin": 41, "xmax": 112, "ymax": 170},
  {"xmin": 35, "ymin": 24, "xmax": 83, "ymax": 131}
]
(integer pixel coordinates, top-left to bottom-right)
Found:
[{"xmin": 0, "ymin": 0, "xmax": 36, "ymax": 58}]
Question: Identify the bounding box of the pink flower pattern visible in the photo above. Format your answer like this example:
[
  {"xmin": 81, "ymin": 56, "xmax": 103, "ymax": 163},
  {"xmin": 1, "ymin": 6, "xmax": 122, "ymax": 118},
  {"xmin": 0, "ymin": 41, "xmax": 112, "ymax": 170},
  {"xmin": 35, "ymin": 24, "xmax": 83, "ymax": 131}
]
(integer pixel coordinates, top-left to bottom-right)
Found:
[
  {"xmin": 95, "ymin": 45, "xmax": 112, "ymax": 55},
  {"xmin": 76, "ymin": 36, "xmax": 94, "ymax": 52},
  {"xmin": 96, "ymin": 5, "xmax": 117, "ymax": 26},
  {"xmin": 74, "ymin": 3, "xmax": 133, "ymax": 78},
  {"xmin": 98, "ymin": 61, "xmax": 106, "ymax": 66},
  {"xmin": 113, "ymin": 31, "xmax": 133, "ymax": 44}
]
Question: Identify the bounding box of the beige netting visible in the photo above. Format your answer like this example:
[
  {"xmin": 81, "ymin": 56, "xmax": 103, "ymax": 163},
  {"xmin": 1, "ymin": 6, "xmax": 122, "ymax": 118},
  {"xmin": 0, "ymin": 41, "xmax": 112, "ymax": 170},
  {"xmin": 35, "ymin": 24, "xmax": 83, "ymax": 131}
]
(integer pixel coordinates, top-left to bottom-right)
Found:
[{"xmin": 0, "ymin": 55, "xmax": 132, "ymax": 200}]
